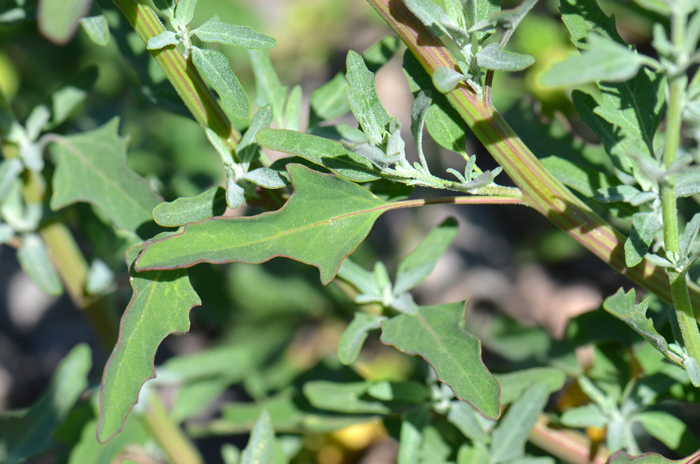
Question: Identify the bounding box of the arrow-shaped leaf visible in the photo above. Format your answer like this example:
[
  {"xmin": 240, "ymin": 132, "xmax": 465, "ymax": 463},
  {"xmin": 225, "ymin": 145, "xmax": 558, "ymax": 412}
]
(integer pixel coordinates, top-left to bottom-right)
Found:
[{"xmin": 135, "ymin": 164, "xmax": 389, "ymax": 284}]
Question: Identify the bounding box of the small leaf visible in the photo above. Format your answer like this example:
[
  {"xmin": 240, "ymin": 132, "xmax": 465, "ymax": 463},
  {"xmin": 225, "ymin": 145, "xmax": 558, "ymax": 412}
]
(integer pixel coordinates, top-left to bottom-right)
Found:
[
  {"xmin": 310, "ymin": 73, "xmax": 350, "ymax": 124},
  {"xmin": 345, "ymin": 50, "xmax": 393, "ymax": 146},
  {"xmin": 410, "ymin": 90, "xmax": 432, "ymax": 170},
  {"xmin": 49, "ymin": 118, "xmax": 162, "ymax": 231},
  {"xmin": 284, "ymin": 85, "xmax": 302, "ymax": 131},
  {"xmin": 80, "ymin": 14, "xmax": 110, "ymax": 46},
  {"xmin": 337, "ymin": 312, "xmax": 385, "ymax": 365},
  {"xmin": 135, "ymin": 165, "xmax": 388, "ymax": 285},
  {"xmin": 98, "ymin": 243, "xmax": 201, "ymax": 442},
  {"xmin": 192, "ymin": 15, "xmax": 276, "ymax": 49},
  {"xmin": 248, "ymin": 49, "xmax": 288, "ymax": 125},
  {"xmin": 493, "ymin": 0, "xmax": 539, "ymax": 46},
  {"xmin": 490, "ymin": 383, "xmax": 549, "ymax": 463},
  {"xmin": 394, "ymin": 217, "xmax": 458, "ymax": 295},
  {"xmin": 152, "ymin": 0, "xmax": 175, "ymax": 17},
  {"xmin": 560, "ymin": 404, "xmax": 607, "ymax": 428},
  {"xmin": 240, "ymin": 411, "xmax": 275, "ymax": 464},
  {"xmin": 17, "ymin": 234, "xmax": 63, "ymax": 297},
  {"xmin": 256, "ymin": 129, "xmax": 381, "ymax": 182},
  {"xmin": 539, "ymin": 156, "xmax": 614, "ymax": 198},
  {"xmin": 85, "ymin": 258, "xmax": 115, "ymax": 295},
  {"xmin": 174, "ymin": 0, "xmax": 196, "ymax": 26},
  {"xmin": 494, "ymin": 367, "xmax": 566, "ymax": 405},
  {"xmin": 681, "ymin": 213, "xmax": 700, "ymax": 258},
  {"xmin": 244, "ymin": 167, "xmax": 287, "ymax": 189},
  {"xmin": 463, "ymin": 0, "xmax": 500, "ymax": 43},
  {"xmin": 362, "ymin": 35, "xmax": 401, "ymax": 73},
  {"xmin": 367, "ymin": 381, "xmax": 428, "ymax": 402},
  {"xmin": 0, "ymin": 158, "xmax": 23, "ymax": 203},
  {"xmin": 147, "ymin": 30, "xmax": 179, "ymax": 50},
  {"xmin": 595, "ymin": 185, "xmax": 641, "ymax": 203},
  {"xmin": 152, "ymin": 187, "xmax": 227, "ymax": 227},
  {"xmin": 635, "ymin": 411, "xmax": 700, "ymax": 455},
  {"xmin": 607, "ymin": 450, "xmax": 679, "ymax": 464},
  {"xmin": 404, "ymin": 0, "xmax": 448, "ymax": 37},
  {"xmin": 447, "ymin": 401, "xmax": 491, "ymax": 444},
  {"xmin": 398, "ymin": 406, "xmax": 429, "ymax": 464},
  {"xmin": 25, "ymin": 104, "xmax": 51, "ymax": 142},
  {"xmin": 303, "ymin": 381, "xmax": 391, "ymax": 414},
  {"xmin": 0, "ymin": 345, "xmax": 91, "ymax": 464},
  {"xmin": 475, "ymin": 43, "xmax": 535, "ymax": 72},
  {"xmin": 625, "ymin": 212, "xmax": 662, "ymax": 267},
  {"xmin": 225, "ymin": 173, "xmax": 245, "ymax": 209},
  {"xmin": 192, "ymin": 47, "xmax": 250, "ymax": 120},
  {"xmin": 37, "ymin": 0, "xmax": 92, "ymax": 45},
  {"xmin": 48, "ymin": 66, "xmax": 98, "ymax": 129},
  {"xmin": 603, "ymin": 288, "xmax": 669, "ymax": 357},
  {"xmin": 238, "ymin": 104, "xmax": 273, "ymax": 163},
  {"xmin": 380, "ymin": 300, "xmax": 500, "ymax": 419},
  {"xmin": 432, "ymin": 67, "xmax": 467, "ymax": 94},
  {"xmin": 337, "ymin": 258, "xmax": 381, "ymax": 295},
  {"xmin": 542, "ymin": 34, "xmax": 643, "ymax": 87}
]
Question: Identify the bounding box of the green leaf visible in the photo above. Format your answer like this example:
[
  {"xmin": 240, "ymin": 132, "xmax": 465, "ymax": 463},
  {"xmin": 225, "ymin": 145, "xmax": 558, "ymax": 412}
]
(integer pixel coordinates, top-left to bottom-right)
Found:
[
  {"xmin": 394, "ymin": 217, "xmax": 458, "ymax": 295},
  {"xmin": 98, "ymin": 243, "xmax": 201, "ymax": 442},
  {"xmin": 1, "ymin": 344, "xmax": 91, "ymax": 464},
  {"xmin": 192, "ymin": 47, "xmax": 250, "ymax": 121},
  {"xmin": 152, "ymin": 0, "xmax": 175, "ymax": 17},
  {"xmin": 192, "ymin": 15, "xmax": 276, "ymax": 49},
  {"xmin": 303, "ymin": 381, "xmax": 392, "ymax": 414},
  {"xmin": 17, "ymin": 234, "xmax": 64, "ymax": 297},
  {"xmin": 362, "ymin": 35, "xmax": 401, "ymax": 73},
  {"xmin": 337, "ymin": 312, "xmax": 386, "ymax": 365},
  {"xmin": 345, "ymin": 50, "xmax": 393, "ymax": 146},
  {"xmin": 493, "ymin": 0, "xmax": 538, "ymax": 47},
  {"xmin": 47, "ymin": 66, "xmax": 98, "ymax": 130},
  {"xmin": 367, "ymin": 381, "xmax": 429, "ymax": 402},
  {"xmin": 37, "ymin": 0, "xmax": 91, "ymax": 45},
  {"xmin": 490, "ymin": 383, "xmax": 549, "ymax": 463},
  {"xmin": 680, "ymin": 213, "xmax": 700, "ymax": 258},
  {"xmin": 560, "ymin": 404, "xmax": 607, "ymax": 428},
  {"xmin": 284, "ymin": 85, "xmax": 302, "ymax": 131},
  {"xmin": 80, "ymin": 14, "xmax": 110, "ymax": 46},
  {"xmin": 309, "ymin": 73, "xmax": 350, "ymax": 124},
  {"xmin": 607, "ymin": 451, "xmax": 680, "ymax": 464},
  {"xmin": 493, "ymin": 367, "xmax": 566, "ymax": 405},
  {"xmin": 539, "ymin": 156, "xmax": 614, "ymax": 198},
  {"xmin": 244, "ymin": 168, "xmax": 287, "ymax": 189},
  {"xmin": 147, "ymin": 30, "xmax": 179, "ymax": 50},
  {"xmin": 241, "ymin": 411, "xmax": 275, "ymax": 464},
  {"xmin": 398, "ymin": 406, "xmax": 429, "ymax": 464},
  {"xmin": 68, "ymin": 414, "xmax": 149, "ymax": 464},
  {"xmin": 476, "ymin": 43, "xmax": 535, "ymax": 72},
  {"xmin": 676, "ymin": 170, "xmax": 700, "ymax": 197},
  {"xmin": 560, "ymin": 0, "xmax": 626, "ymax": 49},
  {"xmin": 380, "ymin": 300, "xmax": 500, "ymax": 419},
  {"xmin": 464, "ymin": 0, "xmax": 500, "ymax": 42},
  {"xmin": 0, "ymin": 158, "xmax": 23, "ymax": 203},
  {"xmin": 448, "ymin": 401, "xmax": 492, "ymax": 444},
  {"xmin": 635, "ymin": 411, "xmax": 700, "ymax": 456},
  {"xmin": 595, "ymin": 185, "xmax": 641, "ymax": 203},
  {"xmin": 237, "ymin": 104, "xmax": 273, "ymax": 163},
  {"xmin": 404, "ymin": 0, "xmax": 448, "ymax": 37},
  {"xmin": 248, "ymin": 49, "xmax": 288, "ymax": 126},
  {"xmin": 603, "ymin": 288, "xmax": 668, "ymax": 357},
  {"xmin": 174, "ymin": 0, "xmax": 196, "ymax": 26},
  {"xmin": 256, "ymin": 129, "xmax": 381, "ymax": 182},
  {"xmin": 541, "ymin": 34, "xmax": 642, "ymax": 87},
  {"xmin": 432, "ymin": 67, "xmax": 467, "ymax": 94},
  {"xmin": 152, "ymin": 187, "xmax": 227, "ymax": 227},
  {"xmin": 625, "ymin": 212, "xmax": 662, "ymax": 267},
  {"xmin": 337, "ymin": 258, "xmax": 381, "ymax": 295},
  {"xmin": 49, "ymin": 118, "xmax": 162, "ymax": 231},
  {"xmin": 457, "ymin": 443, "xmax": 491, "ymax": 464},
  {"xmin": 135, "ymin": 165, "xmax": 388, "ymax": 285}
]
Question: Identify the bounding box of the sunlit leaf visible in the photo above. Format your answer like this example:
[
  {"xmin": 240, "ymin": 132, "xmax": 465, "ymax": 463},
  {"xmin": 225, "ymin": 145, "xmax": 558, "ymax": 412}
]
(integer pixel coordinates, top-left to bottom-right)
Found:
[
  {"xmin": 192, "ymin": 15, "xmax": 276, "ymax": 49},
  {"xmin": 80, "ymin": 14, "xmax": 110, "ymax": 46},
  {"xmin": 174, "ymin": 0, "xmax": 196, "ymax": 26},
  {"xmin": 494, "ymin": 367, "xmax": 566, "ymax": 405},
  {"xmin": 37, "ymin": 0, "xmax": 92, "ymax": 45},
  {"xmin": 303, "ymin": 381, "xmax": 392, "ymax": 414},
  {"xmin": 147, "ymin": 30, "xmax": 179, "ymax": 50},
  {"xmin": 476, "ymin": 43, "xmax": 535, "ymax": 72},
  {"xmin": 635, "ymin": 411, "xmax": 700, "ymax": 456},
  {"xmin": 249, "ymin": 49, "xmax": 288, "ymax": 126},
  {"xmin": 192, "ymin": 47, "xmax": 250, "ymax": 120},
  {"xmin": 152, "ymin": 187, "xmax": 227, "ymax": 227},
  {"xmin": 560, "ymin": 404, "xmax": 606, "ymax": 428}
]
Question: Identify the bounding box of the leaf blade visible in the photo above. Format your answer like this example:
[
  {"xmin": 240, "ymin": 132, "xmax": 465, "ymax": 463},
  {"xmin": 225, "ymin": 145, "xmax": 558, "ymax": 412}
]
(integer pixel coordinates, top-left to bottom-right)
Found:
[{"xmin": 192, "ymin": 47, "xmax": 250, "ymax": 121}]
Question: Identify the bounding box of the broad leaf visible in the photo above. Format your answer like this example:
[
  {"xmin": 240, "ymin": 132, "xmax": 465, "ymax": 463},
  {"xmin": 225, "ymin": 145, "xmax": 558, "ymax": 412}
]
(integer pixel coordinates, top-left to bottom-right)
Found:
[
  {"xmin": 192, "ymin": 15, "xmax": 276, "ymax": 49},
  {"xmin": 476, "ymin": 43, "xmax": 535, "ymax": 72},
  {"xmin": 303, "ymin": 381, "xmax": 392, "ymax": 414},
  {"xmin": 0, "ymin": 344, "xmax": 91, "ymax": 464},
  {"xmin": 493, "ymin": 367, "xmax": 566, "ymax": 405},
  {"xmin": 98, "ymin": 244, "xmax": 201, "ymax": 442},
  {"xmin": 135, "ymin": 165, "xmax": 388, "ymax": 284},
  {"xmin": 49, "ymin": 118, "xmax": 162, "ymax": 231},
  {"xmin": 490, "ymin": 383, "xmax": 549, "ymax": 463},
  {"xmin": 152, "ymin": 186, "xmax": 227, "ymax": 227},
  {"xmin": 625, "ymin": 212, "xmax": 662, "ymax": 267},
  {"xmin": 256, "ymin": 129, "xmax": 381, "ymax": 182},
  {"xmin": 394, "ymin": 217, "xmax": 458, "ymax": 295},
  {"xmin": 337, "ymin": 312, "xmax": 386, "ymax": 365},
  {"xmin": 240, "ymin": 411, "xmax": 275, "ymax": 464},
  {"xmin": 635, "ymin": 411, "xmax": 700, "ymax": 456},
  {"xmin": 36, "ymin": 0, "xmax": 91, "ymax": 45},
  {"xmin": 249, "ymin": 49, "xmax": 288, "ymax": 126},
  {"xmin": 380, "ymin": 300, "xmax": 500, "ymax": 419},
  {"xmin": 17, "ymin": 233, "xmax": 64, "ymax": 296},
  {"xmin": 192, "ymin": 47, "xmax": 250, "ymax": 120},
  {"xmin": 603, "ymin": 288, "xmax": 668, "ymax": 356}
]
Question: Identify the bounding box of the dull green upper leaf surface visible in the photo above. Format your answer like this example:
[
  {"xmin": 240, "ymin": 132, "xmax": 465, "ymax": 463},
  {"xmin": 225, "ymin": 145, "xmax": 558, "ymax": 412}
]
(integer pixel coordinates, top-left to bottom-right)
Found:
[
  {"xmin": 37, "ymin": 0, "xmax": 91, "ymax": 45},
  {"xmin": 380, "ymin": 301, "xmax": 500, "ymax": 419},
  {"xmin": 152, "ymin": 186, "xmax": 226, "ymax": 227},
  {"xmin": 192, "ymin": 47, "xmax": 250, "ymax": 121},
  {"xmin": 135, "ymin": 164, "xmax": 389, "ymax": 284},
  {"xmin": 603, "ymin": 288, "xmax": 668, "ymax": 356},
  {"xmin": 625, "ymin": 212, "xmax": 662, "ymax": 267},
  {"xmin": 192, "ymin": 15, "xmax": 276, "ymax": 49},
  {"xmin": 1, "ymin": 344, "xmax": 91, "ymax": 464},
  {"xmin": 50, "ymin": 118, "xmax": 162, "ymax": 232},
  {"xmin": 257, "ymin": 129, "xmax": 382, "ymax": 182},
  {"xmin": 98, "ymin": 243, "xmax": 201, "ymax": 443}
]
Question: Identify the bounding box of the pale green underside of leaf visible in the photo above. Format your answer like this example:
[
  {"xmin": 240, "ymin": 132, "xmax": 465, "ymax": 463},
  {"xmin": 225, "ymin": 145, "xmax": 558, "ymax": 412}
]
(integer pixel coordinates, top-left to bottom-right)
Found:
[
  {"xmin": 603, "ymin": 288, "xmax": 668, "ymax": 356},
  {"xmin": 37, "ymin": 0, "xmax": 91, "ymax": 45},
  {"xmin": 49, "ymin": 118, "xmax": 162, "ymax": 232},
  {"xmin": 192, "ymin": 47, "xmax": 250, "ymax": 120},
  {"xmin": 98, "ymin": 245, "xmax": 201, "ymax": 442},
  {"xmin": 337, "ymin": 312, "xmax": 385, "ymax": 365},
  {"xmin": 476, "ymin": 43, "xmax": 535, "ymax": 72},
  {"xmin": 193, "ymin": 15, "xmax": 276, "ymax": 49},
  {"xmin": 380, "ymin": 301, "xmax": 500, "ymax": 419},
  {"xmin": 17, "ymin": 234, "xmax": 64, "ymax": 296},
  {"xmin": 152, "ymin": 186, "xmax": 226, "ymax": 227},
  {"xmin": 80, "ymin": 15, "xmax": 110, "ymax": 47},
  {"xmin": 136, "ymin": 165, "xmax": 389, "ymax": 284}
]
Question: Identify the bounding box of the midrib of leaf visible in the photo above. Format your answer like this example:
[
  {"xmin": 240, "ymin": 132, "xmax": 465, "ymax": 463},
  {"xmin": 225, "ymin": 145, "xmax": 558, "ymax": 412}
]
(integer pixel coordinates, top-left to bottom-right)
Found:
[{"xmin": 55, "ymin": 138, "xmax": 153, "ymax": 218}]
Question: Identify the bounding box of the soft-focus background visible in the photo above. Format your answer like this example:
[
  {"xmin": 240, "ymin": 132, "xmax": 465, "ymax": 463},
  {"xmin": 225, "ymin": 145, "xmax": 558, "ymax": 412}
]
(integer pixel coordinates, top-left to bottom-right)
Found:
[{"xmin": 0, "ymin": 0, "xmax": 672, "ymax": 462}]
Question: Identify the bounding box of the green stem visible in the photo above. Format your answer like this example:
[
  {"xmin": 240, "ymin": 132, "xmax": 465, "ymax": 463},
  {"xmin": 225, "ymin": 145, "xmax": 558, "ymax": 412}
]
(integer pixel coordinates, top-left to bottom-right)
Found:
[
  {"xmin": 143, "ymin": 395, "xmax": 203, "ymax": 464},
  {"xmin": 366, "ymin": 0, "xmax": 700, "ymax": 314}
]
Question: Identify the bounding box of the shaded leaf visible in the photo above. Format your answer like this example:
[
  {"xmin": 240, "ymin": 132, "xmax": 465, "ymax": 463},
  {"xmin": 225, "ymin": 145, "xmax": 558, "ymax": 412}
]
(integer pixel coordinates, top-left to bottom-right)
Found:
[
  {"xmin": 494, "ymin": 367, "xmax": 566, "ymax": 405},
  {"xmin": 135, "ymin": 165, "xmax": 388, "ymax": 285},
  {"xmin": 493, "ymin": 0, "xmax": 539, "ymax": 46},
  {"xmin": 432, "ymin": 67, "xmax": 467, "ymax": 93},
  {"xmin": 367, "ymin": 381, "xmax": 428, "ymax": 402},
  {"xmin": 681, "ymin": 213, "xmax": 700, "ymax": 258},
  {"xmin": 257, "ymin": 129, "xmax": 381, "ymax": 182},
  {"xmin": 47, "ymin": 66, "xmax": 98, "ymax": 129},
  {"xmin": 0, "ymin": 158, "xmax": 23, "ymax": 203},
  {"xmin": 676, "ymin": 170, "xmax": 700, "ymax": 198},
  {"xmin": 249, "ymin": 49, "xmax": 288, "ymax": 125},
  {"xmin": 0, "ymin": 344, "xmax": 91, "ymax": 464},
  {"xmin": 241, "ymin": 411, "xmax": 275, "ymax": 464},
  {"xmin": 338, "ymin": 312, "xmax": 385, "ymax": 365},
  {"xmin": 17, "ymin": 233, "xmax": 63, "ymax": 296},
  {"xmin": 238, "ymin": 104, "xmax": 273, "ymax": 164},
  {"xmin": 98, "ymin": 243, "xmax": 201, "ymax": 442},
  {"xmin": 625, "ymin": 212, "xmax": 662, "ymax": 267},
  {"xmin": 448, "ymin": 401, "xmax": 492, "ymax": 444},
  {"xmin": 152, "ymin": 187, "xmax": 226, "ymax": 227},
  {"xmin": 303, "ymin": 381, "xmax": 391, "ymax": 414},
  {"xmin": 595, "ymin": 185, "xmax": 641, "ymax": 203},
  {"xmin": 192, "ymin": 47, "xmax": 250, "ymax": 120},
  {"xmin": 309, "ymin": 73, "xmax": 349, "ymax": 124},
  {"xmin": 49, "ymin": 118, "xmax": 162, "ymax": 231},
  {"xmin": 192, "ymin": 15, "xmax": 275, "ymax": 49},
  {"xmin": 380, "ymin": 300, "xmax": 500, "ymax": 419},
  {"xmin": 490, "ymin": 383, "xmax": 549, "ymax": 463},
  {"xmin": 635, "ymin": 411, "xmax": 700, "ymax": 456},
  {"xmin": 608, "ymin": 450, "xmax": 686, "ymax": 463},
  {"xmin": 68, "ymin": 414, "xmax": 148, "ymax": 464},
  {"xmin": 463, "ymin": 0, "xmax": 500, "ymax": 42},
  {"xmin": 80, "ymin": 14, "xmax": 109, "ymax": 46},
  {"xmin": 603, "ymin": 288, "xmax": 668, "ymax": 356},
  {"xmin": 362, "ymin": 35, "xmax": 401, "ymax": 73},
  {"xmin": 394, "ymin": 217, "xmax": 458, "ymax": 295},
  {"xmin": 337, "ymin": 258, "xmax": 381, "ymax": 295},
  {"xmin": 398, "ymin": 406, "xmax": 429, "ymax": 464},
  {"xmin": 539, "ymin": 156, "xmax": 614, "ymax": 198},
  {"xmin": 476, "ymin": 43, "xmax": 535, "ymax": 72},
  {"xmin": 37, "ymin": 0, "xmax": 92, "ymax": 45}
]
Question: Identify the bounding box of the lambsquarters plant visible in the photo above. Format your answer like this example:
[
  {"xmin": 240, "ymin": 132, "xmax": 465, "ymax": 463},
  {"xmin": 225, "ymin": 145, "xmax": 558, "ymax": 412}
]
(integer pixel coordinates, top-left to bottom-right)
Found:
[{"xmin": 3, "ymin": 0, "xmax": 700, "ymax": 462}]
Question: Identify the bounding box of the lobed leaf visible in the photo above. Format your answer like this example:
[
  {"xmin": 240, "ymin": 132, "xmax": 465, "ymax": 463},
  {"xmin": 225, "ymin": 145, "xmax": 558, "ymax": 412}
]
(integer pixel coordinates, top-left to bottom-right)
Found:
[
  {"xmin": 337, "ymin": 312, "xmax": 386, "ymax": 365},
  {"xmin": 49, "ymin": 118, "xmax": 162, "ymax": 232},
  {"xmin": 36, "ymin": 0, "xmax": 92, "ymax": 45},
  {"xmin": 192, "ymin": 47, "xmax": 250, "ymax": 121},
  {"xmin": 98, "ymin": 243, "xmax": 201, "ymax": 442},
  {"xmin": 152, "ymin": 186, "xmax": 227, "ymax": 227},
  {"xmin": 135, "ymin": 165, "xmax": 388, "ymax": 284},
  {"xmin": 192, "ymin": 15, "xmax": 276, "ymax": 49},
  {"xmin": 380, "ymin": 300, "xmax": 500, "ymax": 419},
  {"xmin": 603, "ymin": 288, "xmax": 668, "ymax": 357}
]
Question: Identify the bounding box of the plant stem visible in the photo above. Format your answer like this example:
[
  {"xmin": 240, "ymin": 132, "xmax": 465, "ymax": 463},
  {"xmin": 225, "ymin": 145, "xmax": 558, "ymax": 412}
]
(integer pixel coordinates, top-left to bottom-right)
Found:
[
  {"xmin": 529, "ymin": 415, "xmax": 609, "ymax": 464},
  {"xmin": 143, "ymin": 395, "xmax": 203, "ymax": 464},
  {"xmin": 366, "ymin": 0, "xmax": 700, "ymax": 313}
]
